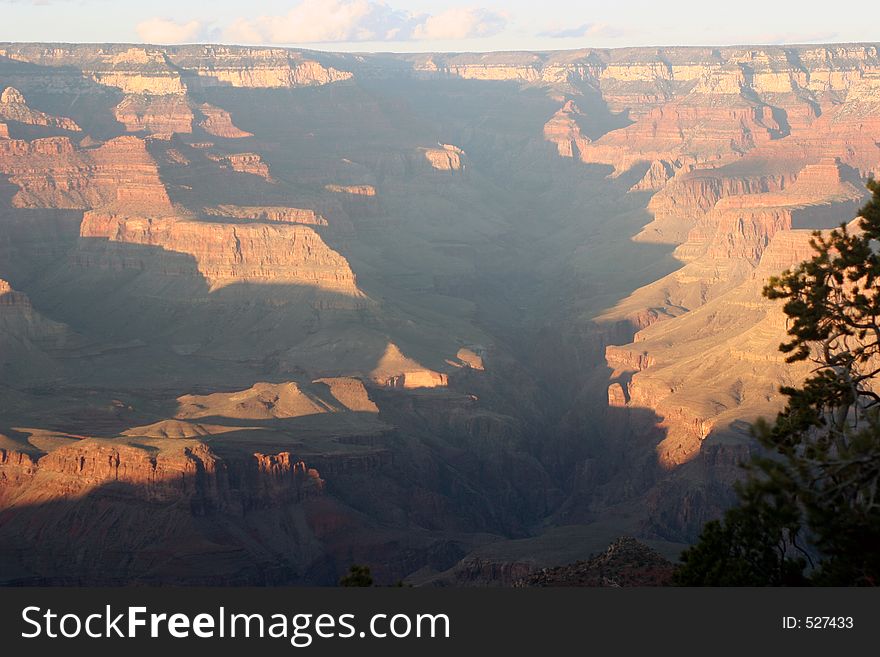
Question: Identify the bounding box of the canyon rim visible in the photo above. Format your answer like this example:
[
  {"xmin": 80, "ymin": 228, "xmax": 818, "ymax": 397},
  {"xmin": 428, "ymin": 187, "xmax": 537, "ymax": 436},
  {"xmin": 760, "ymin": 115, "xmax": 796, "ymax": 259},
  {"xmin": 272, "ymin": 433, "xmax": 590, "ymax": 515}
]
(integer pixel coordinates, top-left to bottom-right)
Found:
[{"xmin": 0, "ymin": 41, "xmax": 879, "ymax": 585}]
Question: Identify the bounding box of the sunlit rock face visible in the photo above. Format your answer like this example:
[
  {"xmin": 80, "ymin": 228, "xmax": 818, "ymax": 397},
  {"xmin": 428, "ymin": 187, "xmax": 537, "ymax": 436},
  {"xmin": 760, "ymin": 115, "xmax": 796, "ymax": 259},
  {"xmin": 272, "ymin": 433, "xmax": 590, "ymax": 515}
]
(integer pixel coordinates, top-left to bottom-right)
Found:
[
  {"xmin": 0, "ymin": 86, "xmax": 80, "ymax": 131},
  {"xmin": 0, "ymin": 42, "xmax": 878, "ymax": 584}
]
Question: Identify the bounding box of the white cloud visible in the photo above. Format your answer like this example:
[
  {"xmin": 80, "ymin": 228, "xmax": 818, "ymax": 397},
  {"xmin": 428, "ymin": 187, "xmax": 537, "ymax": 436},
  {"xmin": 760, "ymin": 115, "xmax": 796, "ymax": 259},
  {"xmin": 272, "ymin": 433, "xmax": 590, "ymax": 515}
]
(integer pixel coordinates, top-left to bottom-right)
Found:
[
  {"xmin": 136, "ymin": 18, "xmax": 215, "ymax": 44},
  {"xmin": 223, "ymin": 0, "xmax": 508, "ymax": 44},
  {"xmin": 412, "ymin": 7, "xmax": 507, "ymax": 41}
]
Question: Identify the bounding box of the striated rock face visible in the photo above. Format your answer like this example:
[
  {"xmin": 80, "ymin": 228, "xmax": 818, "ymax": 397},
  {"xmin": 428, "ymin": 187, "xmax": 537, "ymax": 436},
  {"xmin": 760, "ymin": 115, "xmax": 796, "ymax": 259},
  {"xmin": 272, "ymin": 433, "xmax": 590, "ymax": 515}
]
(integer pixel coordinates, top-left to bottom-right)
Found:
[
  {"xmin": 543, "ymin": 100, "xmax": 592, "ymax": 159},
  {"xmin": 0, "ymin": 438, "xmax": 326, "ymax": 582},
  {"xmin": 202, "ymin": 204, "xmax": 327, "ymax": 226},
  {"xmin": 207, "ymin": 151, "xmax": 273, "ymax": 180},
  {"xmin": 114, "ymin": 94, "xmax": 193, "ymax": 135},
  {"xmin": 407, "ymin": 51, "xmax": 601, "ymax": 85},
  {"xmin": 691, "ymin": 160, "xmax": 864, "ymax": 264},
  {"xmin": 605, "ymin": 228, "xmax": 822, "ymax": 467},
  {"xmin": 78, "ymin": 211, "xmax": 362, "ymax": 294},
  {"xmin": 422, "ymin": 144, "xmax": 464, "ymax": 171},
  {"xmin": 164, "ymin": 46, "xmax": 352, "ymax": 88},
  {"xmin": 87, "ymin": 47, "xmax": 187, "ymax": 94},
  {"xmin": 578, "ymin": 99, "xmax": 782, "ymax": 174},
  {"xmin": 325, "ymin": 184, "xmax": 376, "ymax": 196},
  {"xmin": 197, "ymin": 103, "xmax": 252, "ymax": 138},
  {"xmin": 0, "ymin": 45, "xmax": 352, "ymax": 94},
  {"xmin": 0, "ymin": 449, "xmax": 38, "ymax": 507},
  {"xmin": 640, "ymin": 169, "xmax": 794, "ymax": 244},
  {"xmin": 0, "ymin": 134, "xmax": 171, "ymax": 211},
  {"xmin": 630, "ymin": 160, "xmax": 676, "ymax": 192},
  {"xmin": 598, "ymin": 97, "xmax": 872, "ymax": 470},
  {"xmin": 605, "ymin": 160, "xmax": 867, "ymax": 331},
  {"xmin": 0, "ymin": 87, "xmax": 80, "ymax": 131},
  {"xmin": 2, "ymin": 41, "xmax": 880, "ymax": 585}
]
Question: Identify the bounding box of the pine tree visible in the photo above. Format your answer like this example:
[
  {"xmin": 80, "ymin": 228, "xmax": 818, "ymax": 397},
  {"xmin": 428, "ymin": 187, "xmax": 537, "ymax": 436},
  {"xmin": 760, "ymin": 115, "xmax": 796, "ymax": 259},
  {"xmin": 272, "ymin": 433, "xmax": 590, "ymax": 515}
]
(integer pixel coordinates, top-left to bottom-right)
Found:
[
  {"xmin": 339, "ymin": 564, "xmax": 373, "ymax": 587},
  {"xmin": 675, "ymin": 181, "xmax": 880, "ymax": 586}
]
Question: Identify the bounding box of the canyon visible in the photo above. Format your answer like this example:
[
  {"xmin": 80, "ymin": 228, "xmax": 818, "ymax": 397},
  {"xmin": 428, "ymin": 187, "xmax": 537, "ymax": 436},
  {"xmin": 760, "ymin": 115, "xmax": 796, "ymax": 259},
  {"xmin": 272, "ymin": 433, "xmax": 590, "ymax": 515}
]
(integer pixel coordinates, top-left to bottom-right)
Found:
[{"xmin": 0, "ymin": 43, "xmax": 878, "ymax": 585}]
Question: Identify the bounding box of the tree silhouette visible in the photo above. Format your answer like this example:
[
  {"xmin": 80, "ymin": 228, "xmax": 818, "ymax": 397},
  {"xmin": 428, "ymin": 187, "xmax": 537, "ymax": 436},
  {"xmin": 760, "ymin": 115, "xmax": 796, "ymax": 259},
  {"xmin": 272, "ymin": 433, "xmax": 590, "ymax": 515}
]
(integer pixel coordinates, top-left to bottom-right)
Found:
[
  {"xmin": 339, "ymin": 564, "xmax": 374, "ymax": 587},
  {"xmin": 676, "ymin": 181, "xmax": 880, "ymax": 586}
]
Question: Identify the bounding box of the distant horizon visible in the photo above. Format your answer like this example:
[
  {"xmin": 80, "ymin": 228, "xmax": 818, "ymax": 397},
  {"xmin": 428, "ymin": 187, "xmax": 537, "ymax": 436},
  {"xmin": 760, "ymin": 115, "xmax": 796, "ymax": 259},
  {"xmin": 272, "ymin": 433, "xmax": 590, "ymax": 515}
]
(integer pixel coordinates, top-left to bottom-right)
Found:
[
  {"xmin": 2, "ymin": 39, "xmax": 878, "ymax": 56},
  {"xmin": 1, "ymin": 0, "xmax": 877, "ymax": 54}
]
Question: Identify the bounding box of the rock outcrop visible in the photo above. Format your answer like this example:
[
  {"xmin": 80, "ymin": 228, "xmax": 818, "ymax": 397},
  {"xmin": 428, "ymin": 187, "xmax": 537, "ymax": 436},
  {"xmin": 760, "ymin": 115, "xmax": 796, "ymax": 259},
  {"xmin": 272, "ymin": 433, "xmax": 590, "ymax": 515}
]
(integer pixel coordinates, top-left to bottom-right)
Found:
[
  {"xmin": 114, "ymin": 94, "xmax": 193, "ymax": 135},
  {"xmin": 197, "ymin": 103, "xmax": 253, "ymax": 138},
  {"xmin": 202, "ymin": 205, "xmax": 327, "ymax": 226},
  {"xmin": 207, "ymin": 151, "xmax": 273, "ymax": 180},
  {"xmin": 0, "ymin": 280, "xmax": 75, "ymax": 380},
  {"xmin": 0, "ymin": 45, "xmax": 352, "ymax": 93},
  {"xmin": 2, "ymin": 41, "xmax": 880, "ymax": 586},
  {"xmin": 0, "ymin": 87, "xmax": 80, "ymax": 131},
  {"xmin": 515, "ymin": 537, "xmax": 674, "ymax": 587},
  {"xmin": 164, "ymin": 46, "xmax": 352, "ymax": 88},
  {"xmin": 422, "ymin": 144, "xmax": 464, "ymax": 172},
  {"xmin": 78, "ymin": 212, "xmax": 362, "ymax": 294},
  {"xmin": 0, "ymin": 134, "xmax": 171, "ymax": 211},
  {"xmin": 325, "ymin": 184, "xmax": 376, "ymax": 196},
  {"xmin": 176, "ymin": 382, "xmax": 329, "ymax": 420},
  {"xmin": 605, "ymin": 228, "xmax": 823, "ymax": 467},
  {"xmin": 313, "ymin": 377, "xmax": 379, "ymax": 413},
  {"xmin": 543, "ymin": 100, "xmax": 592, "ymax": 159}
]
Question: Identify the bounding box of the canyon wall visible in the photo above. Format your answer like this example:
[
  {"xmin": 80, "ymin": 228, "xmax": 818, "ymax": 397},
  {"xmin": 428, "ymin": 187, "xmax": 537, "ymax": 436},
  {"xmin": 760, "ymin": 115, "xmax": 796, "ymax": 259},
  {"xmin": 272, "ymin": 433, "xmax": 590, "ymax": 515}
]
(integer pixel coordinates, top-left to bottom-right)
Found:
[{"xmin": 0, "ymin": 42, "xmax": 878, "ymax": 583}]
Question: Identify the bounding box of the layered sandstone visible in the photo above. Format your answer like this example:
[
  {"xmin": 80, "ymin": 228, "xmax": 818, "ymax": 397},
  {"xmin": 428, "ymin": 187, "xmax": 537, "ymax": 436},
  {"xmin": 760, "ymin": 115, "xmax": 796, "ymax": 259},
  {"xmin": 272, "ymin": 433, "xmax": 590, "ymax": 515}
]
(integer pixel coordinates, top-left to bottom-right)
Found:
[
  {"xmin": 605, "ymin": 229, "xmax": 822, "ymax": 467},
  {"xmin": 197, "ymin": 103, "xmax": 252, "ymax": 138},
  {"xmin": 207, "ymin": 151, "xmax": 273, "ymax": 180},
  {"xmin": 408, "ymin": 51, "xmax": 602, "ymax": 86},
  {"xmin": 78, "ymin": 211, "xmax": 362, "ymax": 294},
  {"xmin": 1, "ymin": 41, "xmax": 879, "ymax": 585},
  {"xmin": 543, "ymin": 100, "xmax": 592, "ymax": 159},
  {"xmin": 0, "ymin": 46, "xmax": 352, "ymax": 104},
  {"xmin": 0, "ymin": 438, "xmax": 323, "ymax": 508},
  {"xmin": 422, "ymin": 144, "xmax": 464, "ymax": 172},
  {"xmin": 638, "ymin": 167, "xmax": 795, "ymax": 244},
  {"xmin": 629, "ymin": 160, "xmax": 676, "ymax": 192},
  {"xmin": 325, "ymin": 184, "xmax": 376, "ymax": 196},
  {"xmin": 371, "ymin": 343, "xmax": 448, "ymax": 389},
  {"xmin": 577, "ymin": 97, "xmax": 783, "ymax": 175},
  {"xmin": 0, "ymin": 134, "xmax": 171, "ymax": 211},
  {"xmin": 453, "ymin": 347, "xmax": 485, "ymax": 371},
  {"xmin": 114, "ymin": 94, "xmax": 193, "ymax": 135},
  {"xmin": 202, "ymin": 205, "xmax": 327, "ymax": 226},
  {"xmin": 0, "ymin": 87, "xmax": 80, "ymax": 131},
  {"xmin": 605, "ymin": 160, "xmax": 866, "ymax": 330},
  {"xmin": 324, "ymin": 184, "xmax": 379, "ymax": 217},
  {"xmin": 164, "ymin": 46, "xmax": 352, "ymax": 88}
]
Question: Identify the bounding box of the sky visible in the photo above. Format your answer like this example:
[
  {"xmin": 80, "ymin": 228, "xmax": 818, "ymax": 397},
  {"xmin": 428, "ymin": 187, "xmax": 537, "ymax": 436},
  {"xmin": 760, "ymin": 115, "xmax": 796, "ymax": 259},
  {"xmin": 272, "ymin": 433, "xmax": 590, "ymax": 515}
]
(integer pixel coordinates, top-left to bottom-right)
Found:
[{"xmin": 0, "ymin": 0, "xmax": 875, "ymax": 52}]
